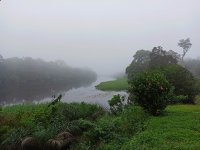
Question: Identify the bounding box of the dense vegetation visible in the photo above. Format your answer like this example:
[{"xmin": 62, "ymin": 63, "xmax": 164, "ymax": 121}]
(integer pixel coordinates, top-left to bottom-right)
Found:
[
  {"xmin": 0, "ymin": 55, "xmax": 97, "ymax": 104},
  {"xmin": 0, "ymin": 99, "xmax": 148, "ymax": 150},
  {"xmin": 1, "ymin": 101, "xmax": 200, "ymax": 149},
  {"xmin": 126, "ymin": 43, "xmax": 198, "ymax": 104}
]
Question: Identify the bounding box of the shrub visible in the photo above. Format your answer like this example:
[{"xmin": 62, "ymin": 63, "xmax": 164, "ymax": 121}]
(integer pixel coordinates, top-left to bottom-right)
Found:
[
  {"xmin": 83, "ymin": 116, "xmax": 121, "ymax": 144},
  {"xmin": 120, "ymin": 106, "xmax": 148, "ymax": 134},
  {"xmin": 168, "ymin": 95, "xmax": 189, "ymax": 104},
  {"xmin": 67, "ymin": 119, "xmax": 95, "ymax": 136},
  {"xmin": 59, "ymin": 102, "xmax": 104, "ymax": 121},
  {"xmin": 108, "ymin": 94, "xmax": 125, "ymax": 115},
  {"xmin": 129, "ymin": 70, "xmax": 170, "ymax": 115}
]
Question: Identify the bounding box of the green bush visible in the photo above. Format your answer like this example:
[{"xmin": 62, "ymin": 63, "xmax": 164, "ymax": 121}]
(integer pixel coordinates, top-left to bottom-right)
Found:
[
  {"xmin": 59, "ymin": 102, "xmax": 104, "ymax": 121},
  {"xmin": 129, "ymin": 70, "xmax": 171, "ymax": 115},
  {"xmin": 1, "ymin": 127, "xmax": 33, "ymax": 146},
  {"xmin": 120, "ymin": 106, "xmax": 148, "ymax": 134},
  {"xmin": 108, "ymin": 94, "xmax": 125, "ymax": 115},
  {"xmin": 82, "ymin": 106, "xmax": 147, "ymax": 147},
  {"xmin": 83, "ymin": 116, "xmax": 121, "ymax": 144},
  {"xmin": 168, "ymin": 95, "xmax": 189, "ymax": 104},
  {"xmin": 67, "ymin": 119, "xmax": 95, "ymax": 136}
]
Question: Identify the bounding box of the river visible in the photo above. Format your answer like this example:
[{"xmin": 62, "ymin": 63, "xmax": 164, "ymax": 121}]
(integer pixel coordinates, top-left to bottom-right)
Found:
[{"xmin": 41, "ymin": 76, "xmax": 128, "ymax": 108}]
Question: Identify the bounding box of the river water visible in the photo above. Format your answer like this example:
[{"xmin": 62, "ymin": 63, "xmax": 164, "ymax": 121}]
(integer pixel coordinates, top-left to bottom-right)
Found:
[{"xmin": 41, "ymin": 76, "xmax": 128, "ymax": 108}]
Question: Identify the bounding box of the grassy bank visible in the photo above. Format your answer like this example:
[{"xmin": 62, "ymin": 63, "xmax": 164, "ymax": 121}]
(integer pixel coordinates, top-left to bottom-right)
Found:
[
  {"xmin": 122, "ymin": 105, "xmax": 200, "ymax": 149},
  {"xmin": 1, "ymin": 102, "xmax": 200, "ymax": 149},
  {"xmin": 95, "ymin": 77, "xmax": 129, "ymax": 91}
]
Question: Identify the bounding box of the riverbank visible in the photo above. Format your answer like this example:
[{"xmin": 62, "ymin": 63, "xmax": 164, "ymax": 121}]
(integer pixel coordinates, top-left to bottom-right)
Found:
[
  {"xmin": 1, "ymin": 103, "xmax": 200, "ymax": 149},
  {"xmin": 95, "ymin": 77, "xmax": 129, "ymax": 91}
]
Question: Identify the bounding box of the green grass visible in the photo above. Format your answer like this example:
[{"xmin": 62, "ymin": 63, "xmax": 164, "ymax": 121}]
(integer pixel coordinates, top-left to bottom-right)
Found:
[
  {"xmin": 121, "ymin": 105, "xmax": 200, "ymax": 150},
  {"xmin": 95, "ymin": 77, "xmax": 129, "ymax": 91}
]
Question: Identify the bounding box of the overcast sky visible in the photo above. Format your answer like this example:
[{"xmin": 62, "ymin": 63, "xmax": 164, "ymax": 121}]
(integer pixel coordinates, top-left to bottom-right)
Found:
[{"xmin": 0, "ymin": 0, "xmax": 199, "ymax": 75}]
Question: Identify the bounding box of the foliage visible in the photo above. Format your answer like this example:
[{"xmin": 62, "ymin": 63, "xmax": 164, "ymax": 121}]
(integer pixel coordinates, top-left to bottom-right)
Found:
[
  {"xmin": 1, "ymin": 102, "xmax": 200, "ymax": 149},
  {"xmin": 195, "ymin": 95, "xmax": 200, "ymax": 105},
  {"xmin": 120, "ymin": 106, "xmax": 148, "ymax": 134},
  {"xmin": 160, "ymin": 65, "xmax": 196, "ymax": 103},
  {"xmin": 168, "ymin": 95, "xmax": 189, "ymax": 104},
  {"xmin": 0, "ymin": 102, "xmax": 104, "ymax": 148},
  {"xmin": 108, "ymin": 94, "xmax": 125, "ymax": 115},
  {"xmin": 59, "ymin": 102, "xmax": 104, "ymax": 121},
  {"xmin": 129, "ymin": 70, "xmax": 171, "ymax": 115},
  {"xmin": 82, "ymin": 106, "xmax": 147, "ymax": 148},
  {"xmin": 149, "ymin": 46, "xmax": 180, "ymax": 69},
  {"xmin": 126, "ymin": 47, "xmax": 180, "ymax": 77},
  {"xmin": 95, "ymin": 77, "xmax": 129, "ymax": 91},
  {"xmin": 126, "ymin": 50, "xmax": 151, "ymax": 75}
]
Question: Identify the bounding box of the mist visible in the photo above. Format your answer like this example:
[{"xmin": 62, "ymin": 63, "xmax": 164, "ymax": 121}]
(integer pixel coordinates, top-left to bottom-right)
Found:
[{"xmin": 0, "ymin": 0, "xmax": 200, "ymax": 75}]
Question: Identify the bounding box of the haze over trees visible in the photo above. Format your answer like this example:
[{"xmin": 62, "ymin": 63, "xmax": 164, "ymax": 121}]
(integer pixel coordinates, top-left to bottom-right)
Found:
[{"xmin": 0, "ymin": 55, "xmax": 97, "ymax": 104}]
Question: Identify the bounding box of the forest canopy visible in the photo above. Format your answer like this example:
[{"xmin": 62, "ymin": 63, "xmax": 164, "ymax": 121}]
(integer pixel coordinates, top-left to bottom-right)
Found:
[{"xmin": 0, "ymin": 55, "xmax": 97, "ymax": 104}]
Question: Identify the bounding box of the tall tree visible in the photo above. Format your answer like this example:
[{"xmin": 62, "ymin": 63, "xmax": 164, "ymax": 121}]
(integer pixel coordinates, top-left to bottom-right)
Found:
[
  {"xmin": 126, "ymin": 47, "xmax": 180, "ymax": 77},
  {"xmin": 178, "ymin": 38, "xmax": 192, "ymax": 61},
  {"xmin": 126, "ymin": 50, "xmax": 150, "ymax": 75},
  {"xmin": 149, "ymin": 46, "xmax": 179, "ymax": 69}
]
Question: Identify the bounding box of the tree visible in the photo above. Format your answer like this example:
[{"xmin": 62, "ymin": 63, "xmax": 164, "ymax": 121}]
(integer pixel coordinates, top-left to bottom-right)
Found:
[
  {"xmin": 160, "ymin": 65, "xmax": 196, "ymax": 103},
  {"xmin": 126, "ymin": 47, "xmax": 180, "ymax": 77},
  {"xmin": 149, "ymin": 46, "xmax": 179, "ymax": 69},
  {"xmin": 178, "ymin": 38, "xmax": 192, "ymax": 61},
  {"xmin": 126, "ymin": 50, "xmax": 150, "ymax": 76},
  {"xmin": 128, "ymin": 70, "xmax": 170, "ymax": 116}
]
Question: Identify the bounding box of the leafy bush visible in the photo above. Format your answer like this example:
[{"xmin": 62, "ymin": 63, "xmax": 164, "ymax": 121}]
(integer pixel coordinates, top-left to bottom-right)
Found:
[
  {"xmin": 168, "ymin": 95, "xmax": 189, "ymax": 104},
  {"xmin": 59, "ymin": 102, "xmax": 104, "ymax": 121},
  {"xmin": 108, "ymin": 94, "xmax": 125, "ymax": 115},
  {"xmin": 120, "ymin": 106, "xmax": 148, "ymax": 134},
  {"xmin": 129, "ymin": 70, "xmax": 171, "ymax": 115},
  {"xmin": 1, "ymin": 127, "xmax": 33, "ymax": 146},
  {"xmin": 83, "ymin": 116, "xmax": 121, "ymax": 144},
  {"xmin": 80, "ymin": 106, "xmax": 148, "ymax": 150},
  {"xmin": 67, "ymin": 119, "xmax": 95, "ymax": 136}
]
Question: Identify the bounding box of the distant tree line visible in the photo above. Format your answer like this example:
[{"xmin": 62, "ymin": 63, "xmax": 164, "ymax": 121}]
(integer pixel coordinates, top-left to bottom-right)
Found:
[{"xmin": 0, "ymin": 55, "xmax": 97, "ymax": 104}]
